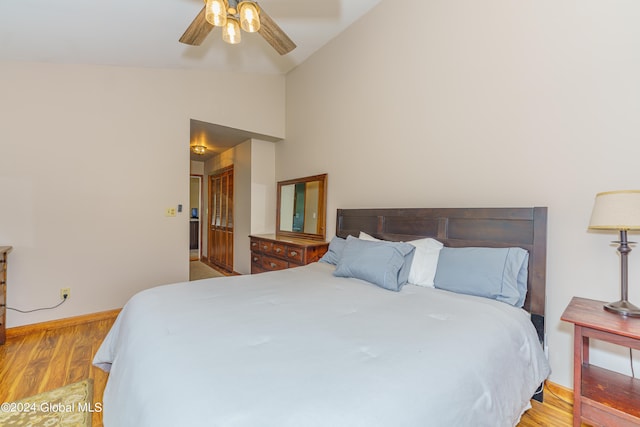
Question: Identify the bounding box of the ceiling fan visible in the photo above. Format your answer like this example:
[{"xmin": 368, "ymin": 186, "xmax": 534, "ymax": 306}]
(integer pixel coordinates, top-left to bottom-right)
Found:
[{"xmin": 179, "ymin": 0, "xmax": 297, "ymax": 55}]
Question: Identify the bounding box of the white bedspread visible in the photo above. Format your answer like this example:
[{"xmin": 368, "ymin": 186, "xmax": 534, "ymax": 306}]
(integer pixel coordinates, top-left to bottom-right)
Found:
[{"xmin": 94, "ymin": 262, "xmax": 550, "ymax": 427}]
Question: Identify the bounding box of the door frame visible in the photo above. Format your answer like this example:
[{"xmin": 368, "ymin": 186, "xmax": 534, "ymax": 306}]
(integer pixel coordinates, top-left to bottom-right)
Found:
[{"xmin": 189, "ymin": 174, "xmax": 203, "ymax": 261}]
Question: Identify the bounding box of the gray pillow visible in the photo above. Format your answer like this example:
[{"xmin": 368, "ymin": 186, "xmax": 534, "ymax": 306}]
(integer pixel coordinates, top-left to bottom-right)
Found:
[
  {"xmin": 319, "ymin": 236, "xmax": 347, "ymax": 265},
  {"xmin": 433, "ymin": 247, "xmax": 529, "ymax": 307},
  {"xmin": 333, "ymin": 235, "xmax": 415, "ymax": 292}
]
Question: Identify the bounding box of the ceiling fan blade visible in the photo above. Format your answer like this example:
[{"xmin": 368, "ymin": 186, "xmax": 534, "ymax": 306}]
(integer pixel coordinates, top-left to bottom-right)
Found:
[
  {"xmin": 257, "ymin": 7, "xmax": 296, "ymax": 55},
  {"xmin": 179, "ymin": 6, "xmax": 214, "ymax": 46}
]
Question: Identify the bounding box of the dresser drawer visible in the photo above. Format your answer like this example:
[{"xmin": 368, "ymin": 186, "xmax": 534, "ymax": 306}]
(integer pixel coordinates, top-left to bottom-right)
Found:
[
  {"xmin": 249, "ymin": 235, "xmax": 328, "ymax": 275},
  {"xmin": 251, "ymin": 252, "xmax": 262, "ymax": 266},
  {"xmin": 262, "ymin": 255, "xmax": 288, "ymax": 271},
  {"xmin": 259, "ymin": 241, "xmax": 274, "ymax": 253},
  {"xmin": 272, "ymin": 243, "xmax": 286, "ymax": 257},
  {"xmin": 251, "ymin": 258, "xmax": 266, "ymax": 274},
  {"xmin": 285, "ymin": 247, "xmax": 304, "ymax": 263}
]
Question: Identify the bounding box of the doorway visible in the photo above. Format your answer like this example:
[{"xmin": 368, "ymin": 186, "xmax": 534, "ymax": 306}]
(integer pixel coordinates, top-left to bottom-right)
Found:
[{"xmin": 189, "ymin": 175, "xmax": 202, "ymax": 261}]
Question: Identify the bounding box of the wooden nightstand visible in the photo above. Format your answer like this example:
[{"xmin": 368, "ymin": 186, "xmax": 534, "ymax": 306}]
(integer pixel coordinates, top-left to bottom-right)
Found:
[{"xmin": 561, "ymin": 296, "xmax": 640, "ymax": 426}]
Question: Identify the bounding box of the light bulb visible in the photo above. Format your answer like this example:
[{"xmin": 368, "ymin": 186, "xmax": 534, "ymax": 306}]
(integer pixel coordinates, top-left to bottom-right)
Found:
[
  {"xmin": 205, "ymin": 0, "xmax": 228, "ymax": 27},
  {"xmin": 223, "ymin": 17, "xmax": 241, "ymax": 44},
  {"xmin": 191, "ymin": 145, "xmax": 207, "ymax": 155},
  {"xmin": 238, "ymin": 2, "xmax": 260, "ymax": 33}
]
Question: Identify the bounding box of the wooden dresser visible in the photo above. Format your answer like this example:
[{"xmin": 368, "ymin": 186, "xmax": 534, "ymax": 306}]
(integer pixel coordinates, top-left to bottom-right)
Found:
[
  {"xmin": 0, "ymin": 246, "xmax": 12, "ymax": 345},
  {"xmin": 250, "ymin": 234, "xmax": 328, "ymax": 274}
]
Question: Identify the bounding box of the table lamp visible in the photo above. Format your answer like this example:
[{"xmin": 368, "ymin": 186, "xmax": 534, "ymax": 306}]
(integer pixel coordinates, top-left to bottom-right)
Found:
[{"xmin": 589, "ymin": 190, "xmax": 640, "ymax": 317}]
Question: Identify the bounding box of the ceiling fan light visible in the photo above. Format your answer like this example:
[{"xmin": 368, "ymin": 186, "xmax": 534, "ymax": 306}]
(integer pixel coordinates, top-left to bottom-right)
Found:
[
  {"xmin": 205, "ymin": 0, "xmax": 228, "ymax": 27},
  {"xmin": 238, "ymin": 2, "xmax": 260, "ymax": 33},
  {"xmin": 223, "ymin": 17, "xmax": 242, "ymax": 44}
]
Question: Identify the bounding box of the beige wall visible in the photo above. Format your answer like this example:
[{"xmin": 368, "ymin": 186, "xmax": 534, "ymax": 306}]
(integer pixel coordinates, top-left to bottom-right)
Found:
[
  {"xmin": 281, "ymin": 0, "xmax": 640, "ymax": 389},
  {"xmin": 238, "ymin": 139, "xmax": 277, "ymax": 274},
  {"xmin": 233, "ymin": 141, "xmax": 252, "ymax": 274},
  {"xmin": 0, "ymin": 61, "xmax": 284, "ymax": 327},
  {"xmin": 250, "ymin": 140, "xmax": 276, "ymax": 237}
]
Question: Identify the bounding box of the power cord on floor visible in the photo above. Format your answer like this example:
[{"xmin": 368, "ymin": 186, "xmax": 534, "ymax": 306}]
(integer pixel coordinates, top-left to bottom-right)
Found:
[
  {"xmin": 4, "ymin": 294, "xmax": 68, "ymax": 313},
  {"xmin": 631, "ymin": 348, "xmax": 636, "ymax": 378},
  {"xmin": 542, "ymin": 382, "xmax": 573, "ymax": 406}
]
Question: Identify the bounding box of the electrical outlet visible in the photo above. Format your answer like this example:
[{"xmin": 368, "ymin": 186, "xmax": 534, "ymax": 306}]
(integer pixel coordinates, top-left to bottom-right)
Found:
[
  {"xmin": 60, "ymin": 288, "xmax": 70, "ymax": 300},
  {"xmin": 165, "ymin": 208, "xmax": 176, "ymax": 217}
]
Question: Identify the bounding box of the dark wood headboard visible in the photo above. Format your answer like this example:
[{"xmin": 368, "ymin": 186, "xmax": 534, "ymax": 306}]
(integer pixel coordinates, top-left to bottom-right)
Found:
[{"xmin": 336, "ymin": 207, "xmax": 548, "ymax": 328}]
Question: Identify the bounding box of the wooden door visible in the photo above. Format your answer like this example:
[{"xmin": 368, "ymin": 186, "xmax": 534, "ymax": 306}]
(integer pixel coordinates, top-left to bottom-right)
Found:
[{"xmin": 208, "ymin": 166, "xmax": 234, "ymax": 272}]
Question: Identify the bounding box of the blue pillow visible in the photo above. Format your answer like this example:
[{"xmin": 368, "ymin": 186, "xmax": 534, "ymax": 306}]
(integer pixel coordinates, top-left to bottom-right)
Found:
[
  {"xmin": 333, "ymin": 236, "xmax": 415, "ymax": 292},
  {"xmin": 433, "ymin": 247, "xmax": 529, "ymax": 307},
  {"xmin": 319, "ymin": 236, "xmax": 347, "ymax": 265}
]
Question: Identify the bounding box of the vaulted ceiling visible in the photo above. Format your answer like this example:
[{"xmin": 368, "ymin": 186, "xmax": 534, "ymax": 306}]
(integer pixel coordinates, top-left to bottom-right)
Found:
[{"xmin": 0, "ymin": 0, "xmax": 382, "ymax": 75}]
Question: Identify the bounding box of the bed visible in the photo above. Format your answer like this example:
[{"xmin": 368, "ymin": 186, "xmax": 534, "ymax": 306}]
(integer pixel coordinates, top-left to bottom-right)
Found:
[{"xmin": 93, "ymin": 207, "xmax": 550, "ymax": 427}]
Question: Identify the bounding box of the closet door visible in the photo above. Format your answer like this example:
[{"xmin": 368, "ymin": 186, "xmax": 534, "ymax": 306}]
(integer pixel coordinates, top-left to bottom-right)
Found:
[{"xmin": 208, "ymin": 166, "xmax": 234, "ymax": 272}]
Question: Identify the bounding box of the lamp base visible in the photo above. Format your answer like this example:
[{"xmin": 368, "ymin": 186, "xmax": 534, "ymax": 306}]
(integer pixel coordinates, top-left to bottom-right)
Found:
[{"xmin": 604, "ymin": 300, "xmax": 640, "ymax": 317}]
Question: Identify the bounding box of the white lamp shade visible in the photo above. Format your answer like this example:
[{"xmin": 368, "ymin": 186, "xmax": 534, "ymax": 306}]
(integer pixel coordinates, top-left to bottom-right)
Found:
[{"xmin": 589, "ymin": 190, "xmax": 640, "ymax": 230}]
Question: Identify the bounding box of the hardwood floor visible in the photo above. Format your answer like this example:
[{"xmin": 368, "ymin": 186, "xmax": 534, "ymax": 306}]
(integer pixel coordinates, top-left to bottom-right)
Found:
[
  {"xmin": 0, "ymin": 311, "xmax": 117, "ymax": 427},
  {"xmin": 1, "ymin": 311, "xmax": 586, "ymax": 427}
]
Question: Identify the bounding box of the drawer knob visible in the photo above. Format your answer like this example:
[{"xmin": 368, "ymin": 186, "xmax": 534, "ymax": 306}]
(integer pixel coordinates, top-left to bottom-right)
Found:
[
  {"xmin": 262, "ymin": 245, "xmax": 268, "ymax": 250},
  {"xmin": 290, "ymin": 251, "xmax": 298, "ymax": 256},
  {"xmin": 276, "ymin": 248, "xmax": 282, "ymax": 253},
  {"xmin": 270, "ymin": 263, "xmax": 277, "ymax": 268},
  {"xmin": 253, "ymin": 257, "xmax": 258, "ymax": 262}
]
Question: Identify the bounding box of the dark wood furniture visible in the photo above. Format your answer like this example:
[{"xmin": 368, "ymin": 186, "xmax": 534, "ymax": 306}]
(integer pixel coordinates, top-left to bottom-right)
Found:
[
  {"xmin": 561, "ymin": 296, "xmax": 640, "ymax": 426},
  {"xmin": 208, "ymin": 166, "xmax": 234, "ymax": 273},
  {"xmin": 190, "ymin": 219, "xmax": 199, "ymax": 250},
  {"xmin": 0, "ymin": 246, "xmax": 12, "ymax": 345},
  {"xmin": 250, "ymin": 234, "xmax": 328, "ymax": 274}
]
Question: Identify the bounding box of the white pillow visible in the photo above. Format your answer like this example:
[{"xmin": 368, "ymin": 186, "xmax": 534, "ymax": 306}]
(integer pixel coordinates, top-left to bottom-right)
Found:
[
  {"xmin": 358, "ymin": 231, "xmax": 380, "ymax": 241},
  {"xmin": 359, "ymin": 231, "xmax": 443, "ymax": 287},
  {"xmin": 407, "ymin": 238, "xmax": 443, "ymax": 287}
]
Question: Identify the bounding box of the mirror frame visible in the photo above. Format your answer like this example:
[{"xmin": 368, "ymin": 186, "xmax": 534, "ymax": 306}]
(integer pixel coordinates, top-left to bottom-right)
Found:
[{"xmin": 276, "ymin": 173, "xmax": 327, "ymax": 241}]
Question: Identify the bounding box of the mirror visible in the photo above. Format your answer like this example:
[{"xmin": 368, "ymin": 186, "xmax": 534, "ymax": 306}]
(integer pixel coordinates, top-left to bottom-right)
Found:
[{"xmin": 276, "ymin": 174, "xmax": 327, "ymax": 241}]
